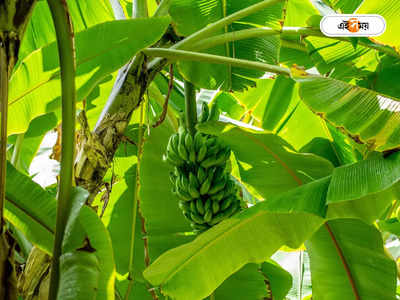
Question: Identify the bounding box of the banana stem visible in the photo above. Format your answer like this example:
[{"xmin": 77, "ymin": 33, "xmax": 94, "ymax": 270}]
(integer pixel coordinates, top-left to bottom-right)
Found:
[
  {"xmin": 184, "ymin": 80, "xmax": 197, "ymax": 135},
  {"xmin": 144, "ymin": 48, "xmax": 291, "ymax": 76},
  {"xmin": 148, "ymin": 0, "xmax": 284, "ymax": 69},
  {"xmin": 47, "ymin": 0, "xmax": 76, "ymax": 298}
]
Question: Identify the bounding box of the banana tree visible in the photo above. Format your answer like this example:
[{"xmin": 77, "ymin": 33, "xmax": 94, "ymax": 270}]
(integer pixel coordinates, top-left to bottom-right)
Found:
[{"xmin": 1, "ymin": 0, "xmax": 400, "ymax": 299}]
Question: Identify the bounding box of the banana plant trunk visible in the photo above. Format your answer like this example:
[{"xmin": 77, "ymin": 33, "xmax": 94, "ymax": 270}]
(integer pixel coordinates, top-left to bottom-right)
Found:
[{"xmin": 74, "ymin": 57, "xmax": 165, "ymax": 202}]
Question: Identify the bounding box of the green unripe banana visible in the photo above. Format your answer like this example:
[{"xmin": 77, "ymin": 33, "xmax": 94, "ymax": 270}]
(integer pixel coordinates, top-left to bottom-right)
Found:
[
  {"xmin": 208, "ymin": 179, "xmax": 226, "ymax": 195},
  {"xmin": 188, "ymin": 184, "xmax": 200, "ymax": 198},
  {"xmin": 203, "ymin": 209, "xmax": 213, "ymax": 223},
  {"xmin": 196, "ymin": 199, "xmax": 205, "ymax": 215},
  {"xmin": 220, "ymin": 197, "xmax": 233, "ymax": 211},
  {"xmin": 176, "ymin": 187, "xmax": 192, "ymax": 201},
  {"xmin": 200, "ymin": 173, "xmax": 213, "ymax": 195},
  {"xmin": 223, "ymin": 201, "xmax": 240, "ymax": 217},
  {"xmin": 197, "ymin": 144, "xmax": 208, "ymax": 162},
  {"xmin": 197, "ymin": 167, "xmax": 207, "ymax": 184},
  {"xmin": 178, "ymin": 141, "xmax": 188, "ymax": 160},
  {"xmin": 199, "ymin": 102, "xmax": 210, "ymax": 123},
  {"xmin": 204, "ymin": 198, "xmax": 212, "ymax": 211},
  {"xmin": 180, "ymin": 174, "xmax": 189, "ymax": 190},
  {"xmin": 189, "ymin": 149, "xmax": 196, "ymax": 163},
  {"xmin": 201, "ymin": 156, "xmax": 219, "ymax": 169},
  {"xmin": 171, "ymin": 134, "xmax": 179, "ymax": 152},
  {"xmin": 189, "ymin": 172, "xmax": 199, "ymax": 188},
  {"xmin": 194, "ymin": 132, "xmax": 203, "ymax": 152},
  {"xmin": 190, "ymin": 201, "xmax": 197, "ymax": 212},
  {"xmin": 185, "ymin": 132, "xmax": 193, "ymax": 150},
  {"xmin": 208, "ymin": 201, "xmax": 240, "ymax": 226},
  {"xmin": 183, "ymin": 212, "xmax": 192, "ymax": 222},
  {"xmin": 179, "ymin": 201, "xmax": 190, "ymax": 213},
  {"xmin": 206, "ymin": 144, "xmax": 220, "ymax": 158},
  {"xmin": 191, "ymin": 212, "xmax": 205, "ymax": 224},
  {"xmin": 211, "ymin": 190, "xmax": 224, "ymax": 202},
  {"xmin": 174, "ymin": 167, "xmax": 180, "ymax": 177},
  {"xmin": 212, "ymin": 201, "xmax": 220, "ymax": 214},
  {"xmin": 165, "ymin": 116, "xmax": 242, "ymax": 231},
  {"xmin": 169, "ymin": 172, "xmax": 176, "ymax": 186}
]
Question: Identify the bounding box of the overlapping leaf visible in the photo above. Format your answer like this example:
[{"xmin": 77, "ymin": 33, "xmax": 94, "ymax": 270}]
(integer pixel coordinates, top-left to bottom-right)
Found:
[
  {"xmin": 296, "ymin": 75, "xmax": 400, "ymax": 151},
  {"xmin": 144, "ymin": 177, "xmax": 328, "ymax": 300},
  {"xmin": 8, "ymin": 17, "xmax": 170, "ymax": 135},
  {"xmin": 306, "ymin": 219, "xmax": 396, "ymax": 300},
  {"xmin": 19, "ymin": 0, "xmax": 114, "ymax": 61},
  {"xmin": 357, "ymin": 0, "xmax": 400, "ymax": 51},
  {"xmin": 5, "ymin": 162, "xmax": 56, "ymax": 253},
  {"xmin": 169, "ymin": 0, "xmax": 285, "ymax": 90},
  {"xmin": 197, "ymin": 121, "xmax": 334, "ymax": 197},
  {"xmin": 144, "ymin": 132, "xmax": 400, "ymax": 300}
]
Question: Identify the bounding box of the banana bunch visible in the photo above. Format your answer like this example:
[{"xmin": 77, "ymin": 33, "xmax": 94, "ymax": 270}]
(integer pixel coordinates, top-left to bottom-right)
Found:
[{"xmin": 164, "ymin": 103, "xmax": 242, "ymax": 232}]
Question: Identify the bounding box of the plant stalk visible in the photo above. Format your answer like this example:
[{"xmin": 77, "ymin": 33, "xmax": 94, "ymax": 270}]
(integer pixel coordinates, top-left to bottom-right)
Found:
[
  {"xmin": 184, "ymin": 81, "xmax": 197, "ymax": 135},
  {"xmin": 47, "ymin": 0, "xmax": 76, "ymax": 298},
  {"xmin": 143, "ymin": 48, "xmax": 291, "ymax": 76},
  {"xmin": 0, "ymin": 42, "xmax": 7, "ymax": 228}
]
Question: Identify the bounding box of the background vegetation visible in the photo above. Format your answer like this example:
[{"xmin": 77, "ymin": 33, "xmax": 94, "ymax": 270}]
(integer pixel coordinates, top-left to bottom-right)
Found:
[{"xmin": 1, "ymin": 0, "xmax": 400, "ymax": 299}]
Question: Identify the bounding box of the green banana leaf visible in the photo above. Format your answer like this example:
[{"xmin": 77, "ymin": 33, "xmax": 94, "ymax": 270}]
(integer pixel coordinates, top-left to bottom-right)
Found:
[
  {"xmin": 214, "ymin": 262, "xmax": 291, "ymax": 300},
  {"xmin": 143, "ymin": 149, "xmax": 400, "ymax": 300},
  {"xmin": 296, "ymin": 75, "xmax": 400, "ymax": 151},
  {"xmin": 8, "ymin": 113, "xmax": 58, "ymax": 174},
  {"xmin": 358, "ymin": 0, "xmax": 400, "ymax": 50},
  {"xmin": 58, "ymin": 205, "xmax": 116, "ymax": 300},
  {"xmin": 306, "ymin": 219, "xmax": 396, "ymax": 300},
  {"xmin": 170, "ymin": 0, "xmax": 284, "ymax": 91},
  {"xmin": 19, "ymin": 0, "xmax": 114, "ymax": 61},
  {"xmin": 197, "ymin": 121, "xmax": 334, "ymax": 198},
  {"xmin": 8, "ymin": 16, "xmax": 170, "ymax": 136},
  {"xmin": 5, "ymin": 162, "xmax": 56, "ymax": 254},
  {"xmin": 322, "ymin": 0, "xmax": 363, "ymax": 13},
  {"xmin": 144, "ymin": 177, "xmax": 328, "ymax": 300},
  {"xmin": 260, "ymin": 261, "xmax": 293, "ymax": 300},
  {"xmin": 261, "ymin": 76, "xmax": 296, "ymax": 131}
]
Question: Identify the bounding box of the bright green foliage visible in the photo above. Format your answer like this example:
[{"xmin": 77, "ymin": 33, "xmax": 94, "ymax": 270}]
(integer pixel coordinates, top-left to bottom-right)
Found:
[
  {"xmin": 297, "ymin": 75, "xmax": 400, "ymax": 151},
  {"xmin": 144, "ymin": 151, "xmax": 400, "ymax": 300},
  {"xmin": 358, "ymin": 0, "xmax": 400, "ymax": 49},
  {"xmin": 4, "ymin": 0, "xmax": 400, "ymax": 299},
  {"xmin": 8, "ymin": 17, "xmax": 170, "ymax": 135},
  {"xmin": 197, "ymin": 121, "xmax": 334, "ymax": 197},
  {"xmin": 19, "ymin": 0, "xmax": 114, "ymax": 60},
  {"xmin": 306, "ymin": 219, "xmax": 396, "ymax": 300},
  {"xmin": 5, "ymin": 162, "xmax": 56, "ymax": 254},
  {"xmin": 170, "ymin": 0, "xmax": 284, "ymax": 90},
  {"xmin": 144, "ymin": 178, "xmax": 328, "ymax": 300}
]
